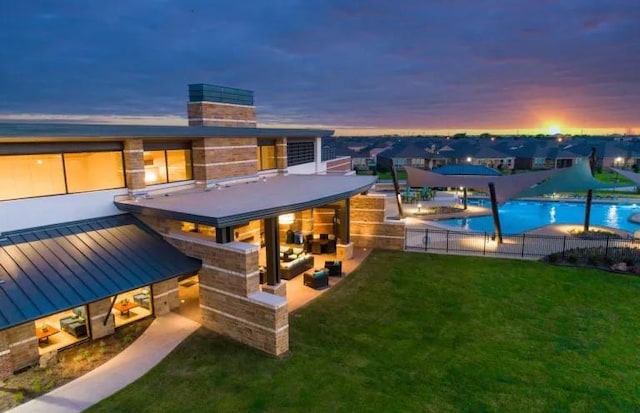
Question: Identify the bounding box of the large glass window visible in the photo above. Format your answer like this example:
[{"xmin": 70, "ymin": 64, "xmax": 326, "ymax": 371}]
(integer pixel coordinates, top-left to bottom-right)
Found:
[
  {"xmin": 112, "ymin": 287, "xmax": 153, "ymax": 328},
  {"xmin": 64, "ymin": 151, "xmax": 125, "ymax": 193},
  {"xmin": 144, "ymin": 151, "xmax": 168, "ymax": 185},
  {"xmin": 144, "ymin": 149, "xmax": 192, "ymax": 185},
  {"xmin": 257, "ymin": 143, "xmax": 276, "ymax": 171},
  {"xmin": 35, "ymin": 306, "xmax": 88, "ymax": 355},
  {"xmin": 0, "ymin": 154, "xmax": 66, "ymax": 201},
  {"xmin": 167, "ymin": 149, "xmax": 193, "ymax": 182},
  {"xmin": 287, "ymin": 141, "xmax": 315, "ymax": 166}
]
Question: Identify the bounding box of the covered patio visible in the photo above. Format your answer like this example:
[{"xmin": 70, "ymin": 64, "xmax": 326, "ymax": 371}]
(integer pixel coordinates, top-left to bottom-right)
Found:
[{"xmin": 115, "ymin": 173, "xmax": 378, "ymax": 356}]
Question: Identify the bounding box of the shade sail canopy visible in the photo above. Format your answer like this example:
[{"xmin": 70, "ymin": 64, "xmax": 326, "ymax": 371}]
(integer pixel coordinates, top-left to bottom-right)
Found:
[
  {"xmin": 0, "ymin": 214, "xmax": 201, "ymax": 330},
  {"xmin": 406, "ymin": 161, "xmax": 617, "ymax": 203},
  {"xmin": 432, "ymin": 164, "xmax": 502, "ymax": 176},
  {"xmin": 115, "ymin": 174, "xmax": 377, "ymax": 228}
]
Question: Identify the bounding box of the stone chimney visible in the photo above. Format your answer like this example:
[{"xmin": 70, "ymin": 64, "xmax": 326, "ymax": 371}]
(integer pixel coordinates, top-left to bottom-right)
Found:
[{"xmin": 187, "ymin": 83, "xmax": 256, "ymax": 127}]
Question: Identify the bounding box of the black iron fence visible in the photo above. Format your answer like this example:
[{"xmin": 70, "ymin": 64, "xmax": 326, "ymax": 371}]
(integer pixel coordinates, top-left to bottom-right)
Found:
[{"xmin": 405, "ymin": 227, "xmax": 640, "ymax": 261}]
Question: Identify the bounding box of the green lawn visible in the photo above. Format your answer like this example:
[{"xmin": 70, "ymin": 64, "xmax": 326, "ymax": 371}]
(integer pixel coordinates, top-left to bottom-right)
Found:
[{"xmin": 89, "ymin": 252, "xmax": 640, "ymax": 412}]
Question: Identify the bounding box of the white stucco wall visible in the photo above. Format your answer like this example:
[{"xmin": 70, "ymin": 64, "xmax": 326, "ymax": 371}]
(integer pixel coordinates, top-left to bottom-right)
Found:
[
  {"xmin": 287, "ymin": 161, "xmax": 326, "ymax": 175},
  {"xmin": 0, "ymin": 188, "xmax": 128, "ymax": 233}
]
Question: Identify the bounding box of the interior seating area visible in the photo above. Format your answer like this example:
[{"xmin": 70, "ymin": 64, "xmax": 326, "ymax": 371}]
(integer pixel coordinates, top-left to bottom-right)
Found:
[
  {"xmin": 279, "ymin": 246, "xmax": 314, "ymax": 280},
  {"xmin": 305, "ymin": 233, "xmax": 337, "ymax": 255},
  {"xmin": 34, "ymin": 306, "xmax": 90, "ymax": 355},
  {"xmin": 303, "ymin": 269, "xmax": 329, "ymax": 290},
  {"xmin": 324, "ymin": 260, "xmax": 343, "ymax": 277},
  {"xmin": 112, "ymin": 287, "xmax": 153, "ymax": 328},
  {"xmin": 59, "ymin": 307, "xmax": 88, "ymax": 338}
]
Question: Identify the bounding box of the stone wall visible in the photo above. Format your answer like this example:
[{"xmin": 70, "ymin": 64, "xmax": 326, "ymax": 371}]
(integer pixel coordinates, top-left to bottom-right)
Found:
[
  {"xmin": 187, "ymin": 102, "xmax": 256, "ymax": 127},
  {"xmin": 152, "ymin": 278, "xmax": 180, "ymax": 316},
  {"xmin": 0, "ymin": 331, "xmax": 12, "ymax": 379},
  {"xmin": 350, "ymin": 194, "xmax": 405, "ymax": 250},
  {"xmin": 164, "ymin": 232, "xmax": 289, "ymax": 356},
  {"xmin": 88, "ymin": 298, "xmax": 116, "ymax": 339},
  {"xmin": 192, "ymin": 137, "xmax": 258, "ymax": 182},
  {"xmin": 326, "ymin": 156, "xmax": 352, "ymax": 173},
  {"xmin": 296, "ymin": 209, "xmax": 314, "ymax": 234},
  {"xmin": 7, "ymin": 323, "xmax": 38, "ymax": 371},
  {"xmin": 235, "ymin": 220, "xmax": 261, "ymax": 244},
  {"xmin": 313, "ymin": 207, "xmax": 335, "ymax": 235}
]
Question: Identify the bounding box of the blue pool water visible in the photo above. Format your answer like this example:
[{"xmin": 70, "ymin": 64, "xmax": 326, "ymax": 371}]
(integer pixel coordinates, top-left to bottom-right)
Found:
[{"xmin": 437, "ymin": 200, "xmax": 640, "ymax": 234}]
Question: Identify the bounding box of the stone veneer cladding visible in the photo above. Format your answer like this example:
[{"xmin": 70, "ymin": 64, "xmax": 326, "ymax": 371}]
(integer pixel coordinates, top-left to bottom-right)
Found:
[
  {"xmin": 326, "ymin": 157, "xmax": 352, "ymax": 173},
  {"xmin": 7, "ymin": 323, "xmax": 38, "ymax": 372},
  {"xmin": 89, "ymin": 298, "xmax": 116, "ymax": 339},
  {"xmin": 276, "ymin": 137, "xmax": 287, "ymax": 171},
  {"xmin": 124, "ymin": 138, "xmax": 145, "ymax": 192},
  {"xmin": 187, "ymin": 102, "xmax": 257, "ymax": 127},
  {"xmin": 152, "ymin": 278, "xmax": 180, "ymax": 315},
  {"xmin": 313, "ymin": 207, "xmax": 335, "ymax": 235},
  {"xmin": 192, "ymin": 137, "xmax": 258, "ymax": 182},
  {"xmin": 0, "ymin": 331, "xmax": 12, "ymax": 379},
  {"xmin": 140, "ymin": 216, "xmax": 289, "ymax": 356},
  {"xmin": 350, "ymin": 194, "xmax": 405, "ymax": 250}
]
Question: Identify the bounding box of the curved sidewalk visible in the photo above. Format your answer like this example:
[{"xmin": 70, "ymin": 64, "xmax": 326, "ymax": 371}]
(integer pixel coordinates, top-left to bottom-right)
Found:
[{"xmin": 9, "ymin": 312, "xmax": 200, "ymax": 413}]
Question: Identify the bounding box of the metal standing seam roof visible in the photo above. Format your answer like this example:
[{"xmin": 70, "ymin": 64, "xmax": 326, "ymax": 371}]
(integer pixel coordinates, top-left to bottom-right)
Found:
[
  {"xmin": 0, "ymin": 214, "xmax": 201, "ymax": 330},
  {"xmin": 115, "ymin": 174, "xmax": 378, "ymax": 228},
  {"xmin": 0, "ymin": 123, "xmax": 333, "ymax": 140}
]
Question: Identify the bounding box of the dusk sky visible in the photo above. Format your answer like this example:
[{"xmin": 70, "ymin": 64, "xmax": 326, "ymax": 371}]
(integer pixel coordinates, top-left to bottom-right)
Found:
[{"xmin": 1, "ymin": 1, "xmax": 639, "ymax": 135}]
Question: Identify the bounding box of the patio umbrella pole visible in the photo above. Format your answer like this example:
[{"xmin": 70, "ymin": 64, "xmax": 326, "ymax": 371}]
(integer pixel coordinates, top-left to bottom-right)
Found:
[{"xmin": 488, "ymin": 182, "xmax": 503, "ymax": 243}]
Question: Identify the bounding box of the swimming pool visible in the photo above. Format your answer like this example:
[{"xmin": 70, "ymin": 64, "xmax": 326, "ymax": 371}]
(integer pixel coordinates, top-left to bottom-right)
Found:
[{"xmin": 436, "ymin": 200, "xmax": 640, "ymax": 234}]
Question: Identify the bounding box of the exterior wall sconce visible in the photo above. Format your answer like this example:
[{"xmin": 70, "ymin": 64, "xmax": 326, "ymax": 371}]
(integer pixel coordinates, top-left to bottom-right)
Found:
[{"xmin": 278, "ymin": 213, "xmax": 294, "ymax": 225}]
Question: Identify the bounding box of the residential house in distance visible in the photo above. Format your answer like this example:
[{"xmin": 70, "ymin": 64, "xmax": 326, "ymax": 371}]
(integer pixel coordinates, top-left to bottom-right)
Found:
[{"xmin": 0, "ymin": 84, "xmax": 404, "ymax": 379}]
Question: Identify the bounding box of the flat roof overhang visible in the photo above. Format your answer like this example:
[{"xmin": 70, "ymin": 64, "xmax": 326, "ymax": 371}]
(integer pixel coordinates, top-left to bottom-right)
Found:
[
  {"xmin": 0, "ymin": 123, "xmax": 333, "ymax": 142},
  {"xmin": 115, "ymin": 174, "xmax": 378, "ymax": 228}
]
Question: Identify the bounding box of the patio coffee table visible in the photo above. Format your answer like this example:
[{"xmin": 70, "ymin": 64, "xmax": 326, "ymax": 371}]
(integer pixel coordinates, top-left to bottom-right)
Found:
[
  {"xmin": 113, "ymin": 301, "xmax": 139, "ymax": 317},
  {"xmin": 35, "ymin": 325, "xmax": 60, "ymax": 344}
]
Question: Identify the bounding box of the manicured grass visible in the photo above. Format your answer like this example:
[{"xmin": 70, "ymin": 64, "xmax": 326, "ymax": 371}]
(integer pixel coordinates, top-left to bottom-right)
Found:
[{"xmin": 88, "ymin": 252, "xmax": 640, "ymax": 412}]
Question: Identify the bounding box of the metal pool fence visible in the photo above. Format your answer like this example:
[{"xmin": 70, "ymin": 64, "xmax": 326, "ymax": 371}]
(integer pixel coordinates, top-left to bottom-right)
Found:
[{"xmin": 405, "ymin": 227, "xmax": 640, "ymax": 260}]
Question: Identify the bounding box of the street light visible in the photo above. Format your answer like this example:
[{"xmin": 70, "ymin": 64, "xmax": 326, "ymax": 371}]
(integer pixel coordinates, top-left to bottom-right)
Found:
[{"xmin": 417, "ymin": 203, "xmax": 422, "ymax": 213}]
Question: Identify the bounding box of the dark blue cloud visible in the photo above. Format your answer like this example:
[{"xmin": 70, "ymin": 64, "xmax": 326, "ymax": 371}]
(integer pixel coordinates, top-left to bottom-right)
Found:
[{"xmin": 0, "ymin": 0, "xmax": 638, "ymax": 130}]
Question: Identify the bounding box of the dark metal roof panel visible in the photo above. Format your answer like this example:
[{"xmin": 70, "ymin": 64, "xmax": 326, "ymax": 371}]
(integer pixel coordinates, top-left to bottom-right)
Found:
[
  {"xmin": 0, "ymin": 123, "xmax": 333, "ymax": 140},
  {"xmin": 0, "ymin": 214, "xmax": 201, "ymax": 330}
]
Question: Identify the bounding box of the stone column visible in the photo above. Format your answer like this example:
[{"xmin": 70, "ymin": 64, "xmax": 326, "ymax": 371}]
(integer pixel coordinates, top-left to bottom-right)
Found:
[
  {"xmin": 350, "ymin": 194, "xmax": 405, "ymax": 250},
  {"xmin": 276, "ymin": 137, "xmax": 287, "ymax": 172},
  {"xmin": 124, "ymin": 139, "xmax": 145, "ymax": 194},
  {"xmin": 88, "ymin": 298, "xmax": 116, "ymax": 339},
  {"xmin": 152, "ymin": 278, "xmax": 180, "ymax": 315},
  {"xmin": 164, "ymin": 232, "xmax": 289, "ymax": 356},
  {"xmin": 192, "ymin": 137, "xmax": 258, "ymax": 184}
]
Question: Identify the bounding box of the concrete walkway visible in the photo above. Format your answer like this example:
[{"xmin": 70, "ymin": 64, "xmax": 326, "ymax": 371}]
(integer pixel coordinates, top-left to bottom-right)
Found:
[{"xmin": 9, "ymin": 312, "xmax": 200, "ymax": 413}]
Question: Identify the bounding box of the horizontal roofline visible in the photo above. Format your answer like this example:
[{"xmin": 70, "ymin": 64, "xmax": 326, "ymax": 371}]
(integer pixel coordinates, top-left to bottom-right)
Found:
[{"xmin": 0, "ymin": 123, "xmax": 334, "ymax": 140}]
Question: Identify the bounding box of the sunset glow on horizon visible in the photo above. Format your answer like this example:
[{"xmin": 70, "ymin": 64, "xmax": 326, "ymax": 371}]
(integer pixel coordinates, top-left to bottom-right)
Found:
[{"xmin": 1, "ymin": 2, "xmax": 638, "ymax": 136}]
